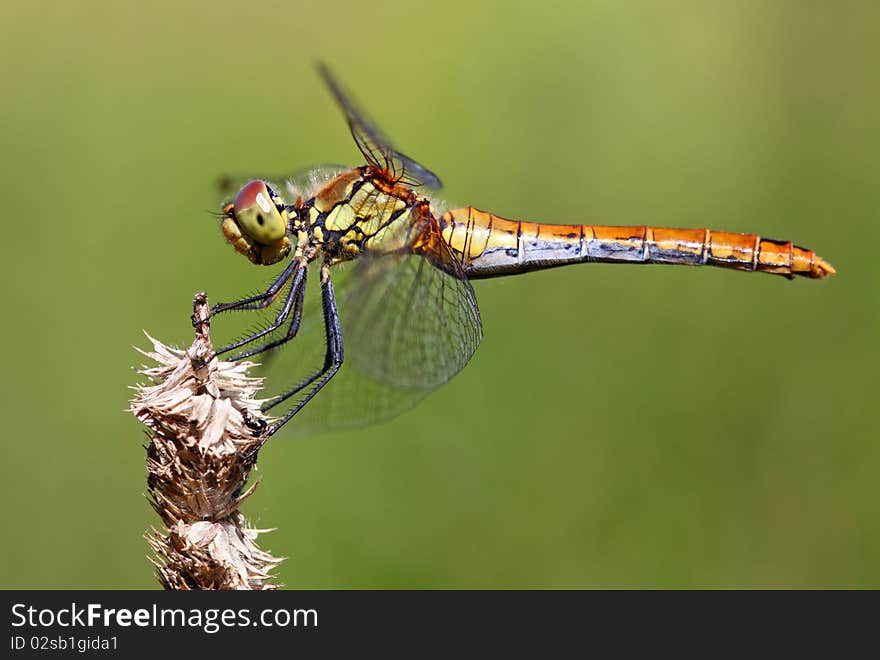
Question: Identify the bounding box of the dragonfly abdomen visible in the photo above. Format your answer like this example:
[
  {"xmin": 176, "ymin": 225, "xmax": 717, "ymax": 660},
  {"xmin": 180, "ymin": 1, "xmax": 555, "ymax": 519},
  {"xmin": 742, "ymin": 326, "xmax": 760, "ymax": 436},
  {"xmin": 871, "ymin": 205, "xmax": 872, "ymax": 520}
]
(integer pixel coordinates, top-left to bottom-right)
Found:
[{"xmin": 439, "ymin": 207, "xmax": 835, "ymax": 280}]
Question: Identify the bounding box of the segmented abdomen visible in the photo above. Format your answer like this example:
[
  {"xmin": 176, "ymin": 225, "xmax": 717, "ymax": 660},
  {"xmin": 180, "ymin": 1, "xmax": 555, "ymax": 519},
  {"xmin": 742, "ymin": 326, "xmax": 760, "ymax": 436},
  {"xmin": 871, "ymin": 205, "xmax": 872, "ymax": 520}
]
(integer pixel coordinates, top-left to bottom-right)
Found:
[{"xmin": 438, "ymin": 207, "xmax": 835, "ymax": 280}]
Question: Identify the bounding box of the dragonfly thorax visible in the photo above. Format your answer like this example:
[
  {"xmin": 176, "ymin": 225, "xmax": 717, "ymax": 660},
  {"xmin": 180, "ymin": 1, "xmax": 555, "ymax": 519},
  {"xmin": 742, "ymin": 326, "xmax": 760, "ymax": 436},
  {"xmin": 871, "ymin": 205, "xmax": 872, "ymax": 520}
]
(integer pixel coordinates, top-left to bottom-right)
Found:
[
  {"xmin": 300, "ymin": 168, "xmax": 424, "ymax": 266},
  {"xmin": 221, "ymin": 180, "xmax": 292, "ymax": 265}
]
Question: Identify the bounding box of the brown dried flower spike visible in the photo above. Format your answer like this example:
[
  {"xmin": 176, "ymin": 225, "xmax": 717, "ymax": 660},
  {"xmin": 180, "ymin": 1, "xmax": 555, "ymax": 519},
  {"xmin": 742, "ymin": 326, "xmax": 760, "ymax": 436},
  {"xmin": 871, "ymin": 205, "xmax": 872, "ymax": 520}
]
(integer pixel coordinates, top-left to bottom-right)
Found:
[{"xmin": 130, "ymin": 292, "xmax": 282, "ymax": 590}]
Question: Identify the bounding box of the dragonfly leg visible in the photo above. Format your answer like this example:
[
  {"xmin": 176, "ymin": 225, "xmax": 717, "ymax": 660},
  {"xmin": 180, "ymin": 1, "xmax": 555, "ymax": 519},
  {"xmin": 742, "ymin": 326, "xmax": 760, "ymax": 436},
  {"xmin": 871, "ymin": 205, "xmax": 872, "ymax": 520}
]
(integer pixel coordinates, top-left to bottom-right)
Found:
[
  {"xmin": 193, "ymin": 259, "xmax": 299, "ymax": 326},
  {"xmin": 224, "ymin": 268, "xmax": 307, "ymax": 362},
  {"xmin": 214, "ymin": 263, "xmax": 306, "ymax": 358},
  {"xmin": 261, "ymin": 264, "xmax": 344, "ymax": 438}
]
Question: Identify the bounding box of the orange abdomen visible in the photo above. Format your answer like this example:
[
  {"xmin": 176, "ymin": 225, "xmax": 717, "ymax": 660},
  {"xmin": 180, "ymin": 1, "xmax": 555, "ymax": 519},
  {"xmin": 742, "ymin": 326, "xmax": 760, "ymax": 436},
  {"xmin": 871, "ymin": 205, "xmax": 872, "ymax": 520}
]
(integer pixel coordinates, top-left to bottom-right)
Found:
[{"xmin": 438, "ymin": 207, "xmax": 835, "ymax": 280}]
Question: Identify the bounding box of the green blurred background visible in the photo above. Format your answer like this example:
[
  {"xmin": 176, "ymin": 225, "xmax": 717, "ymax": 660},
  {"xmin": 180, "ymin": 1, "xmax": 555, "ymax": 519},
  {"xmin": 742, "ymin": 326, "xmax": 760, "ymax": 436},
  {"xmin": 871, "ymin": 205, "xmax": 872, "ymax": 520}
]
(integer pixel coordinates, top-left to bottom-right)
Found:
[{"xmin": 1, "ymin": 0, "xmax": 877, "ymax": 589}]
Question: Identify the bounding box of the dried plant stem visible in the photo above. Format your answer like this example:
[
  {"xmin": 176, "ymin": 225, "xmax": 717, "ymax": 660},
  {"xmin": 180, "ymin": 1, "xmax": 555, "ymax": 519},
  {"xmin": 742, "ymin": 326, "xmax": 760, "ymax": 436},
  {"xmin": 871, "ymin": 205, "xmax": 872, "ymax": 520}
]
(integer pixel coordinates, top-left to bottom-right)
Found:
[{"xmin": 130, "ymin": 292, "xmax": 282, "ymax": 590}]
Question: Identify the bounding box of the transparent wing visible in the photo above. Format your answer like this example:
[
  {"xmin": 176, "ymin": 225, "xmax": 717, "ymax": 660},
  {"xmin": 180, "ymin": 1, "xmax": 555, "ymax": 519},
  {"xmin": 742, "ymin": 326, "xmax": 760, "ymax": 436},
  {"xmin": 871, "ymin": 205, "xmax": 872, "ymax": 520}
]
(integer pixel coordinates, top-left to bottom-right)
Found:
[
  {"xmin": 344, "ymin": 248, "xmax": 482, "ymax": 389},
  {"xmin": 317, "ymin": 63, "xmax": 443, "ymax": 191},
  {"xmin": 216, "ymin": 164, "xmax": 350, "ymax": 204},
  {"xmin": 252, "ymin": 229, "xmax": 482, "ymax": 436}
]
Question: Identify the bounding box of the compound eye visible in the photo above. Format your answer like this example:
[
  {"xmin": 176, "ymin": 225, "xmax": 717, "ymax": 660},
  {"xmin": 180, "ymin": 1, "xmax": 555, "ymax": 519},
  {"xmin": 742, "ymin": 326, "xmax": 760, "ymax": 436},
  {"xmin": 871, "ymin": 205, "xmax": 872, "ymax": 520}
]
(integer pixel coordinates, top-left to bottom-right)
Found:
[{"xmin": 233, "ymin": 180, "xmax": 287, "ymax": 244}]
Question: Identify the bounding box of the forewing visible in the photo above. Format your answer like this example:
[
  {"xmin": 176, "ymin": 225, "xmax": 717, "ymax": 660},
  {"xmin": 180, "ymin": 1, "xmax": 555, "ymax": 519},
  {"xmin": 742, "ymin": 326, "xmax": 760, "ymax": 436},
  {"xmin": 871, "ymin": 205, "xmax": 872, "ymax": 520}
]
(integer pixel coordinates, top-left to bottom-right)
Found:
[{"xmin": 317, "ymin": 63, "xmax": 443, "ymax": 191}]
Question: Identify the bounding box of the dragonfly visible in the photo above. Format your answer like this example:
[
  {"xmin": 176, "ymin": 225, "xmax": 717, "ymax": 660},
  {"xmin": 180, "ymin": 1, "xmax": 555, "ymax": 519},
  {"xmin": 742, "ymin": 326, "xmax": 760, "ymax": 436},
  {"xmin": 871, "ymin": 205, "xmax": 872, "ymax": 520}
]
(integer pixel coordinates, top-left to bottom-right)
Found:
[{"xmin": 207, "ymin": 64, "xmax": 835, "ymax": 439}]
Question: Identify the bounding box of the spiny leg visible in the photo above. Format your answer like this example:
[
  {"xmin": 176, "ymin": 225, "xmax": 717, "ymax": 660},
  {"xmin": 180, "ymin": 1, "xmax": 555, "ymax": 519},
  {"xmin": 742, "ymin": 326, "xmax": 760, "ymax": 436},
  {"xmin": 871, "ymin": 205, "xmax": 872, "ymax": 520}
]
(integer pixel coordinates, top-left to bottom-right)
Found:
[
  {"xmin": 261, "ymin": 263, "xmax": 344, "ymax": 438},
  {"xmin": 226, "ymin": 268, "xmax": 307, "ymax": 362},
  {"xmin": 200, "ymin": 258, "xmax": 299, "ymax": 323},
  {"xmin": 214, "ymin": 261, "xmax": 306, "ymax": 358}
]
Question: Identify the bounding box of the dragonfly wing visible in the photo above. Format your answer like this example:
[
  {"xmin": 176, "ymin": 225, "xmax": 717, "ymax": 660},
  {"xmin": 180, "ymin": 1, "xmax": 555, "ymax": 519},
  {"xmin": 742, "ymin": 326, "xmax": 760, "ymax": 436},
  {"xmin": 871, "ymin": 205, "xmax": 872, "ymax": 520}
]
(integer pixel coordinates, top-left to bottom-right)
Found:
[
  {"xmin": 253, "ymin": 234, "xmax": 482, "ymax": 435},
  {"xmin": 216, "ymin": 164, "xmax": 350, "ymax": 204},
  {"xmin": 317, "ymin": 63, "xmax": 443, "ymax": 191},
  {"xmin": 343, "ymin": 249, "xmax": 482, "ymax": 390}
]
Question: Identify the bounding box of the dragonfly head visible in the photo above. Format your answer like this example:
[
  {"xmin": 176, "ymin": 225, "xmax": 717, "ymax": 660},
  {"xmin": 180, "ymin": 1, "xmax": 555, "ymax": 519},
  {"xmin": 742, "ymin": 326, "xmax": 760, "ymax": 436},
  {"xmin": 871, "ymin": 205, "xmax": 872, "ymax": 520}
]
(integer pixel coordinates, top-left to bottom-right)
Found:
[{"xmin": 221, "ymin": 180, "xmax": 292, "ymax": 265}]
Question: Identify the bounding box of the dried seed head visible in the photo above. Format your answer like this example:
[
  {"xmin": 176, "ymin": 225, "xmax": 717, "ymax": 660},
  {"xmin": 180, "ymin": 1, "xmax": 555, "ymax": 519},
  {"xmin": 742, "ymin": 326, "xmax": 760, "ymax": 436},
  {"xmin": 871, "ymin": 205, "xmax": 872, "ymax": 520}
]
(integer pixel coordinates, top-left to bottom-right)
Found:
[{"xmin": 130, "ymin": 292, "xmax": 283, "ymax": 590}]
